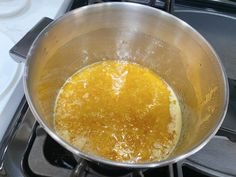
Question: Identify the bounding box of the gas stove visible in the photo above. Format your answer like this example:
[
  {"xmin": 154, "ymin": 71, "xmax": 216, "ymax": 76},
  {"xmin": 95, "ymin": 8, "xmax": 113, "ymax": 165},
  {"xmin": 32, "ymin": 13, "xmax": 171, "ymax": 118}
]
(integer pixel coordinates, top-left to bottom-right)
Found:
[{"xmin": 2, "ymin": 0, "xmax": 236, "ymax": 177}]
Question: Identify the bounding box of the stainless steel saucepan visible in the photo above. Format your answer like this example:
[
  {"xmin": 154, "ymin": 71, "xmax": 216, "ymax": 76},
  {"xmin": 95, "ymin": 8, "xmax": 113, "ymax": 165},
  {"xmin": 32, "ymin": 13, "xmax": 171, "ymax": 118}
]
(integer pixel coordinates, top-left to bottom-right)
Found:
[{"xmin": 11, "ymin": 2, "xmax": 228, "ymax": 169}]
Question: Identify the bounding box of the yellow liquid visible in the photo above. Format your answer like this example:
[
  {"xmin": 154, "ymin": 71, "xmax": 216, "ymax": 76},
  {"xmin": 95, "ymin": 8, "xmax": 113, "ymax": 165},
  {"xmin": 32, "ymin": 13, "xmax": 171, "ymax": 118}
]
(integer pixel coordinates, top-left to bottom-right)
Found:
[{"xmin": 54, "ymin": 60, "xmax": 181, "ymax": 163}]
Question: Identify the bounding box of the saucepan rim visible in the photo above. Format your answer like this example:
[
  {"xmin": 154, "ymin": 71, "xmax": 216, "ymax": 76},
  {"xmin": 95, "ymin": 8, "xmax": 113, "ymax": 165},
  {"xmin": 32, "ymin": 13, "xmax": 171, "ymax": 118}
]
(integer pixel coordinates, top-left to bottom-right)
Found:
[{"xmin": 23, "ymin": 2, "xmax": 229, "ymax": 168}]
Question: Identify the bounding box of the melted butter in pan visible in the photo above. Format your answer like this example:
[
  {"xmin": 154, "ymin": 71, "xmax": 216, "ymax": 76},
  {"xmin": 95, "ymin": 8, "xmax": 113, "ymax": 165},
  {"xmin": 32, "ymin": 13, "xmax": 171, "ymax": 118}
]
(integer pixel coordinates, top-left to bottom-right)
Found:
[{"xmin": 54, "ymin": 60, "xmax": 182, "ymax": 163}]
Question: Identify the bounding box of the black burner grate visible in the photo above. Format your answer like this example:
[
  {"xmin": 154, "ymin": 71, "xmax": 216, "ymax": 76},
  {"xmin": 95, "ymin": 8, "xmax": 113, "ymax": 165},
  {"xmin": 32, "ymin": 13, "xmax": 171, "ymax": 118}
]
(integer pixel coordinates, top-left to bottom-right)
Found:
[
  {"xmin": 22, "ymin": 126, "xmax": 176, "ymax": 177},
  {"xmin": 23, "ymin": 125, "xmax": 236, "ymax": 177},
  {"xmin": 21, "ymin": 0, "xmax": 236, "ymax": 177},
  {"xmin": 44, "ymin": 136, "xmax": 77, "ymax": 169}
]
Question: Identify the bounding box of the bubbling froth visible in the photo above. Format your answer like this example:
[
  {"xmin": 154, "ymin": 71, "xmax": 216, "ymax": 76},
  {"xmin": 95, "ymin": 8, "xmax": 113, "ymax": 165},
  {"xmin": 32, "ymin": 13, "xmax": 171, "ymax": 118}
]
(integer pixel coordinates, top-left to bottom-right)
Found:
[{"xmin": 54, "ymin": 60, "xmax": 182, "ymax": 163}]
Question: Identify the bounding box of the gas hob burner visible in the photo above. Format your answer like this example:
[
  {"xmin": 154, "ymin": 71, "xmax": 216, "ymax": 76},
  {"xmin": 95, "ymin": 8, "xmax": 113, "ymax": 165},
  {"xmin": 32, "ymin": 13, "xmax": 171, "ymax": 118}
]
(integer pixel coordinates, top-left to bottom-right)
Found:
[
  {"xmin": 22, "ymin": 126, "xmax": 174, "ymax": 177},
  {"xmin": 22, "ymin": 123, "xmax": 236, "ymax": 177},
  {"xmin": 2, "ymin": 1, "xmax": 236, "ymax": 177}
]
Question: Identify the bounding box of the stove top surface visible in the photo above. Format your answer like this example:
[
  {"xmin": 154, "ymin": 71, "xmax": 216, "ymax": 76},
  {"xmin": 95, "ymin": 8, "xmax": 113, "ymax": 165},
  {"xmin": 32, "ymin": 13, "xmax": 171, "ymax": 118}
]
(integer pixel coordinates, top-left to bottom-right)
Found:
[
  {"xmin": 22, "ymin": 125, "xmax": 173, "ymax": 177},
  {"xmin": 21, "ymin": 123, "xmax": 236, "ymax": 177},
  {"xmin": 3, "ymin": 0, "xmax": 236, "ymax": 177}
]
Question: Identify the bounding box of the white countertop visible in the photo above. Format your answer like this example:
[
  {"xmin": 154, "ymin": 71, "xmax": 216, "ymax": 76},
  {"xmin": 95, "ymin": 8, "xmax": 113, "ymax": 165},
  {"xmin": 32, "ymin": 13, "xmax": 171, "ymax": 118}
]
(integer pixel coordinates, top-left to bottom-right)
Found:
[{"xmin": 0, "ymin": 0, "xmax": 72, "ymax": 142}]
